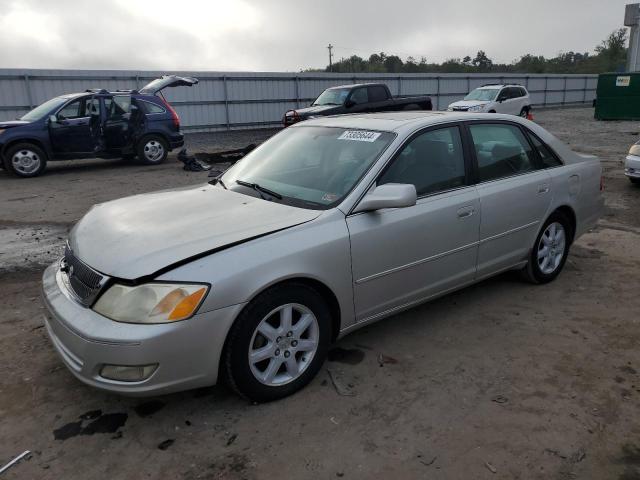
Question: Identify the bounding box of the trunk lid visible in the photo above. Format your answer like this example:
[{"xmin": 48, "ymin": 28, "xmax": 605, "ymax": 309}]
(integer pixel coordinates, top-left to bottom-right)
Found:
[{"xmin": 139, "ymin": 75, "xmax": 199, "ymax": 95}]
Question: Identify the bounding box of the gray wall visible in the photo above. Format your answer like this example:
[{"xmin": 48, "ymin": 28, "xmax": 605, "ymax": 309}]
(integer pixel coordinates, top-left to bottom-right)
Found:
[{"xmin": 0, "ymin": 69, "xmax": 597, "ymax": 132}]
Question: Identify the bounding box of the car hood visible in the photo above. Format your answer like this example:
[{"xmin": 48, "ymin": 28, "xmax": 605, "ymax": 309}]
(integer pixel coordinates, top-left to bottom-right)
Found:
[
  {"xmin": 449, "ymin": 100, "xmax": 489, "ymax": 108},
  {"xmin": 69, "ymin": 184, "xmax": 322, "ymax": 280},
  {"xmin": 0, "ymin": 120, "xmax": 30, "ymax": 129},
  {"xmin": 288, "ymin": 104, "xmax": 341, "ymax": 118}
]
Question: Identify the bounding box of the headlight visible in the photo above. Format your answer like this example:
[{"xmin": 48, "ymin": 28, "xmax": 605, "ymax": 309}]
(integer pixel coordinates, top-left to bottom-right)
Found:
[
  {"xmin": 629, "ymin": 144, "xmax": 640, "ymax": 156},
  {"xmin": 446, "ymin": 107, "xmax": 454, "ymax": 112},
  {"xmin": 93, "ymin": 283, "xmax": 209, "ymax": 324},
  {"xmin": 468, "ymin": 105, "xmax": 484, "ymax": 112}
]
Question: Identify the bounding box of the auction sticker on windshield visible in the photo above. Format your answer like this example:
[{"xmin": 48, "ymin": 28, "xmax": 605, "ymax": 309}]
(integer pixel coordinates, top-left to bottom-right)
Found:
[{"xmin": 338, "ymin": 130, "xmax": 382, "ymax": 142}]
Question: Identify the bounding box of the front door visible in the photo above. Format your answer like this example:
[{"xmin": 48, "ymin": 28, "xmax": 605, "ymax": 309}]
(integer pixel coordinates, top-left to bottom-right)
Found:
[
  {"xmin": 49, "ymin": 96, "xmax": 99, "ymax": 155},
  {"xmin": 467, "ymin": 122, "xmax": 552, "ymax": 278},
  {"xmin": 347, "ymin": 124, "xmax": 480, "ymax": 321}
]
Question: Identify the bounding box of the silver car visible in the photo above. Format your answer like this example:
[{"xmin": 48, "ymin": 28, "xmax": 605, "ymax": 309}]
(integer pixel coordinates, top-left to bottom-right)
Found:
[
  {"xmin": 42, "ymin": 112, "xmax": 604, "ymax": 402},
  {"xmin": 625, "ymin": 140, "xmax": 640, "ymax": 185}
]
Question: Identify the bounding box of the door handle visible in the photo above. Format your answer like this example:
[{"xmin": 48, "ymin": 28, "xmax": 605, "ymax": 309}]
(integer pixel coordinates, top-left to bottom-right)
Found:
[
  {"xmin": 537, "ymin": 184, "xmax": 550, "ymax": 194},
  {"xmin": 457, "ymin": 206, "xmax": 475, "ymax": 218}
]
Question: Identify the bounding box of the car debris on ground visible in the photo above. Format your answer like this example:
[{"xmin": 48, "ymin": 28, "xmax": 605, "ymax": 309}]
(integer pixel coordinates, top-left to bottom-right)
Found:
[{"xmin": 0, "ymin": 450, "xmax": 31, "ymax": 475}]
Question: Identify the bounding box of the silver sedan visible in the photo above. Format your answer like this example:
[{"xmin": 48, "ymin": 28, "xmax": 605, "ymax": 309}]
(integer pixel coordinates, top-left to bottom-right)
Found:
[{"xmin": 42, "ymin": 112, "xmax": 604, "ymax": 402}]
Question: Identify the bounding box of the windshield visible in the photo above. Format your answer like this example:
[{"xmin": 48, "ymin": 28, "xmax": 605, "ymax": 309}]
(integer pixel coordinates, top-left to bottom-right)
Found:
[
  {"xmin": 222, "ymin": 126, "xmax": 395, "ymax": 209},
  {"xmin": 464, "ymin": 88, "xmax": 498, "ymax": 101},
  {"xmin": 20, "ymin": 97, "xmax": 68, "ymax": 122},
  {"xmin": 312, "ymin": 88, "xmax": 351, "ymax": 106}
]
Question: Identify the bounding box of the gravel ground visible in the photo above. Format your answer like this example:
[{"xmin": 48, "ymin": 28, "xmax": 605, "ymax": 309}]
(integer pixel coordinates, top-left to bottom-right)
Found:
[{"xmin": 1, "ymin": 108, "xmax": 640, "ymax": 479}]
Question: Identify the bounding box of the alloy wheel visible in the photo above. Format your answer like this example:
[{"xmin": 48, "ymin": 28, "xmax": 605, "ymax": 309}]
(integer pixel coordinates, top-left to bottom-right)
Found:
[
  {"xmin": 11, "ymin": 149, "xmax": 41, "ymax": 175},
  {"xmin": 143, "ymin": 140, "xmax": 165, "ymax": 162},
  {"xmin": 248, "ymin": 303, "xmax": 319, "ymax": 386},
  {"xmin": 537, "ymin": 222, "xmax": 566, "ymax": 275}
]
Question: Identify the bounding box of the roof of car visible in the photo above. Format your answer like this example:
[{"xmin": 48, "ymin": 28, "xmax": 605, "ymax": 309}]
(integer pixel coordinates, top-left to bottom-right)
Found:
[
  {"xmin": 478, "ymin": 84, "xmax": 526, "ymax": 90},
  {"xmin": 298, "ymin": 111, "xmax": 526, "ymax": 132},
  {"xmin": 326, "ymin": 83, "xmax": 386, "ymax": 90}
]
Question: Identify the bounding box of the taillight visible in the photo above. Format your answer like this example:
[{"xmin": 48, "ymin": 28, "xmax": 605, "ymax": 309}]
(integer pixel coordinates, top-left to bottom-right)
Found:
[{"xmin": 160, "ymin": 97, "xmax": 180, "ymax": 128}]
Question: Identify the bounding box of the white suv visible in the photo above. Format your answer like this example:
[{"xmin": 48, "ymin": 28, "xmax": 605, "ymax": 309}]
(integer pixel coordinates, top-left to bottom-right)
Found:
[{"xmin": 447, "ymin": 84, "xmax": 532, "ymax": 117}]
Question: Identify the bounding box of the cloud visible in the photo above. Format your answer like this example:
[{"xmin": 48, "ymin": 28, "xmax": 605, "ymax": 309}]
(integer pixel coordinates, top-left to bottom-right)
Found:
[{"xmin": 0, "ymin": 0, "xmax": 631, "ymax": 71}]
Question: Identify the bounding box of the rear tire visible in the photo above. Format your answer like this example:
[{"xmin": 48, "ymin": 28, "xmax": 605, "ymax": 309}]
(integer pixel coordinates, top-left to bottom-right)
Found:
[
  {"xmin": 223, "ymin": 283, "xmax": 332, "ymax": 402},
  {"xmin": 521, "ymin": 211, "xmax": 572, "ymax": 284},
  {"xmin": 137, "ymin": 135, "xmax": 168, "ymax": 165},
  {"xmin": 629, "ymin": 177, "xmax": 640, "ymax": 185},
  {"xmin": 3, "ymin": 143, "xmax": 47, "ymax": 178},
  {"xmin": 519, "ymin": 107, "xmax": 530, "ymax": 118}
]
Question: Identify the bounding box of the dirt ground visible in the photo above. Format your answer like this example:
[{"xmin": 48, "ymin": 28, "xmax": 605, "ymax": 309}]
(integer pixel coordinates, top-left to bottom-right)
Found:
[{"xmin": 1, "ymin": 108, "xmax": 640, "ymax": 480}]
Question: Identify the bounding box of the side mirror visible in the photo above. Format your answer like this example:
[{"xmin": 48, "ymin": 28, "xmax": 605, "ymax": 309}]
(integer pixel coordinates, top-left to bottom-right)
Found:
[
  {"xmin": 353, "ymin": 183, "xmax": 417, "ymax": 213},
  {"xmin": 48, "ymin": 115, "xmax": 57, "ymax": 124},
  {"xmin": 344, "ymin": 99, "xmax": 355, "ymax": 108}
]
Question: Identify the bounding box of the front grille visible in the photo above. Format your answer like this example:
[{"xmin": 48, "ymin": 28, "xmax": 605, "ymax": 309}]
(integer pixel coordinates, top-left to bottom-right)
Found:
[
  {"xmin": 453, "ymin": 106, "xmax": 470, "ymax": 111},
  {"xmin": 62, "ymin": 245, "xmax": 106, "ymax": 306}
]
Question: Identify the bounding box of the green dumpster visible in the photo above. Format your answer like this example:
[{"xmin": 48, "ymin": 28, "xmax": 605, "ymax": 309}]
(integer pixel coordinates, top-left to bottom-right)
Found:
[{"xmin": 595, "ymin": 73, "xmax": 640, "ymax": 120}]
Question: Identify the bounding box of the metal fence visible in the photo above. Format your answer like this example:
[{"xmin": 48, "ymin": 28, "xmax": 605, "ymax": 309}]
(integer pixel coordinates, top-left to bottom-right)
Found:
[{"xmin": 0, "ymin": 69, "xmax": 597, "ymax": 132}]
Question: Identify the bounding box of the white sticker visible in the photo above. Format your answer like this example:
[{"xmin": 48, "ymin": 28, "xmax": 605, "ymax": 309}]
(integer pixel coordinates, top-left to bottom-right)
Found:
[
  {"xmin": 617, "ymin": 76, "xmax": 631, "ymax": 87},
  {"xmin": 338, "ymin": 130, "xmax": 382, "ymax": 142}
]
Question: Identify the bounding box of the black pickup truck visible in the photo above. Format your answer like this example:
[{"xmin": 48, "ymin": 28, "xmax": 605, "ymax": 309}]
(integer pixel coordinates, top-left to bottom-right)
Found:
[{"xmin": 283, "ymin": 83, "xmax": 432, "ymax": 126}]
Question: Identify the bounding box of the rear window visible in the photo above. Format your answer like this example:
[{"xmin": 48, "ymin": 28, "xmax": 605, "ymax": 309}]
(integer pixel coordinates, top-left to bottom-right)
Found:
[{"xmin": 368, "ymin": 85, "xmax": 389, "ymax": 102}]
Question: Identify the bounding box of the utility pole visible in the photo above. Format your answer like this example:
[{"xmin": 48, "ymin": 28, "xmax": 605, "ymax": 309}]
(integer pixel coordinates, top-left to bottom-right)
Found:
[
  {"xmin": 625, "ymin": 4, "xmax": 640, "ymax": 71},
  {"xmin": 327, "ymin": 44, "xmax": 333, "ymax": 72}
]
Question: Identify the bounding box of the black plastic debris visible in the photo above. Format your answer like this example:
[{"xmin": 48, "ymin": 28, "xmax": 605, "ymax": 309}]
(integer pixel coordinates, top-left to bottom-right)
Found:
[{"xmin": 178, "ymin": 148, "xmax": 211, "ymax": 172}]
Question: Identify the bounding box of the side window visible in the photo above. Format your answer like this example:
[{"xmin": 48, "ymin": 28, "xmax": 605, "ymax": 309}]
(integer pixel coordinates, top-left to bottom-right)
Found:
[
  {"xmin": 58, "ymin": 98, "xmax": 87, "ymax": 119},
  {"xmin": 507, "ymin": 87, "xmax": 519, "ymax": 99},
  {"xmin": 519, "ymin": 87, "xmax": 528, "ymax": 97},
  {"xmin": 469, "ymin": 123, "xmax": 536, "ymax": 182},
  {"xmin": 141, "ymin": 100, "xmax": 165, "ymax": 114},
  {"xmin": 497, "ymin": 88, "xmax": 509, "ymax": 101},
  {"xmin": 107, "ymin": 96, "xmax": 131, "ymax": 118},
  {"xmin": 368, "ymin": 86, "xmax": 389, "ymax": 103},
  {"xmin": 528, "ymin": 132, "xmax": 563, "ymax": 168},
  {"xmin": 379, "ymin": 126, "xmax": 466, "ymax": 196},
  {"xmin": 350, "ymin": 88, "xmax": 368, "ymax": 105}
]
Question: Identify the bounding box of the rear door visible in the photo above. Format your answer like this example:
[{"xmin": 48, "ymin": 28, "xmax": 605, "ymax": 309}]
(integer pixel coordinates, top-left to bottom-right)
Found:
[
  {"xmin": 103, "ymin": 95, "xmax": 133, "ymax": 152},
  {"xmin": 347, "ymin": 124, "xmax": 480, "ymax": 321},
  {"xmin": 49, "ymin": 96, "xmax": 99, "ymax": 154},
  {"xmin": 466, "ymin": 121, "xmax": 552, "ymax": 278}
]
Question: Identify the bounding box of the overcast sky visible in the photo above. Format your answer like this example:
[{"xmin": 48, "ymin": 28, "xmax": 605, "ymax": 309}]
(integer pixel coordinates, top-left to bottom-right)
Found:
[{"xmin": 0, "ymin": 0, "xmax": 632, "ymax": 72}]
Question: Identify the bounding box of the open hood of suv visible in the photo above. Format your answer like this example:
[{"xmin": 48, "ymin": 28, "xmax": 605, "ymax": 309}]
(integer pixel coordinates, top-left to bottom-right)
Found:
[{"xmin": 139, "ymin": 75, "xmax": 199, "ymax": 94}]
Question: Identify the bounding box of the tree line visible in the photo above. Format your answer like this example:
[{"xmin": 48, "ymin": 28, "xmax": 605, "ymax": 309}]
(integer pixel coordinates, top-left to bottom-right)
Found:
[{"xmin": 310, "ymin": 29, "xmax": 628, "ymax": 74}]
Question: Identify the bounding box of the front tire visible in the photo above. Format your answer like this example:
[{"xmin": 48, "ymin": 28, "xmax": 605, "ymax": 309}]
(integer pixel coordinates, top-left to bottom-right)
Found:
[
  {"xmin": 223, "ymin": 283, "xmax": 332, "ymax": 402},
  {"xmin": 3, "ymin": 143, "xmax": 47, "ymax": 177},
  {"xmin": 521, "ymin": 211, "xmax": 572, "ymax": 284},
  {"xmin": 137, "ymin": 135, "xmax": 168, "ymax": 165}
]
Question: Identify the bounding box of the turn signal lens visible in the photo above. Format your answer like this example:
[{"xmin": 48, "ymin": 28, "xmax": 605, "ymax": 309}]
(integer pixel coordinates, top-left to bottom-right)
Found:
[{"xmin": 93, "ymin": 283, "xmax": 209, "ymax": 324}]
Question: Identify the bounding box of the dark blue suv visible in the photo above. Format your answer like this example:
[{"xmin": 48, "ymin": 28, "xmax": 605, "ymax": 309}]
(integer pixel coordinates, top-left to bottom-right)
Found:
[{"xmin": 0, "ymin": 75, "xmax": 198, "ymax": 177}]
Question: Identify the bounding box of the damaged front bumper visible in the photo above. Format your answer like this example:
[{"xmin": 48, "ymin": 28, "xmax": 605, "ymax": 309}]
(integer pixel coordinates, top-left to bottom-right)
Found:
[{"xmin": 41, "ymin": 262, "xmax": 244, "ymax": 396}]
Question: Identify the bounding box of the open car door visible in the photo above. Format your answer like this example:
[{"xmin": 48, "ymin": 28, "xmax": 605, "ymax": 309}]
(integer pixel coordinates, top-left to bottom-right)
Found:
[{"xmin": 139, "ymin": 75, "xmax": 199, "ymax": 95}]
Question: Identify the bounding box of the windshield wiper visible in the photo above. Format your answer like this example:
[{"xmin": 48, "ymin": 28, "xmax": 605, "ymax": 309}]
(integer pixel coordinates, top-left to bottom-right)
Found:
[{"xmin": 236, "ymin": 180, "xmax": 282, "ymax": 200}]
